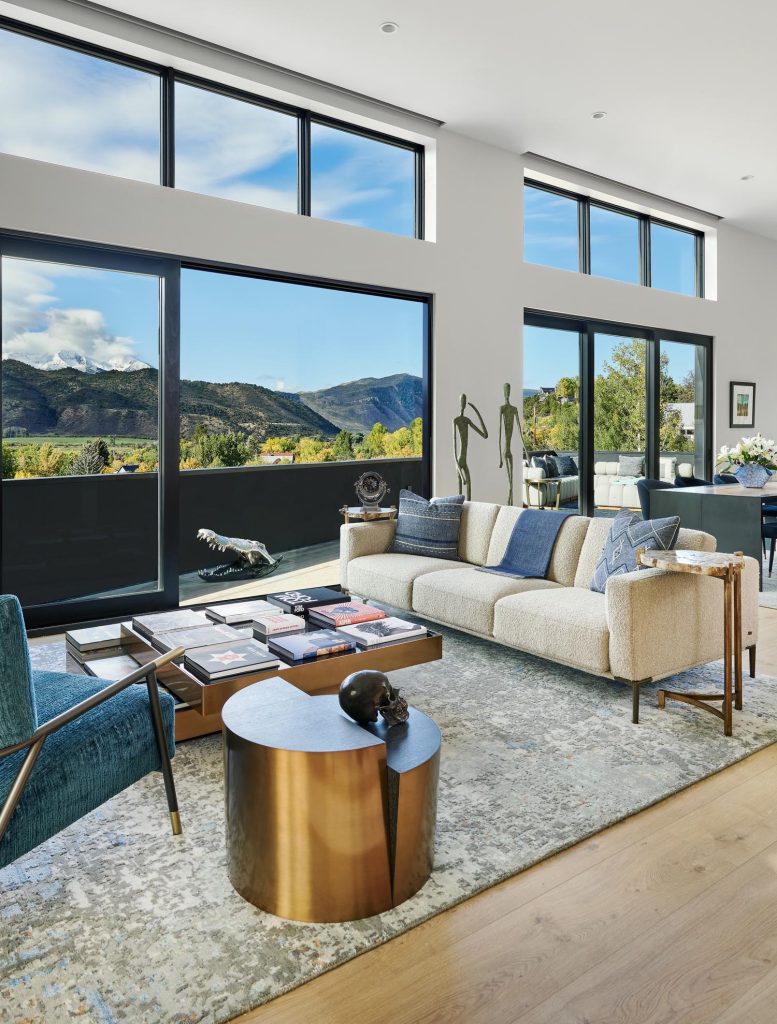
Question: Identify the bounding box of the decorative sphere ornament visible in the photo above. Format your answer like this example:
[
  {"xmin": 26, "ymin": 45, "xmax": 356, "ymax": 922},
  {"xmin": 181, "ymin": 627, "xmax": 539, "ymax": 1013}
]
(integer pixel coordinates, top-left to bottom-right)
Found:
[
  {"xmin": 354, "ymin": 471, "xmax": 388, "ymax": 509},
  {"xmin": 339, "ymin": 669, "xmax": 409, "ymax": 728}
]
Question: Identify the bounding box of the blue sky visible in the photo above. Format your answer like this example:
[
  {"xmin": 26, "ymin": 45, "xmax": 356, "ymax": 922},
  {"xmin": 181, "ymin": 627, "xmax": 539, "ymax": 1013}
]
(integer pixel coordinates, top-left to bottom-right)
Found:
[
  {"xmin": 524, "ymin": 325, "xmax": 696, "ymax": 392},
  {"xmin": 1, "ymin": 258, "xmax": 424, "ymax": 392}
]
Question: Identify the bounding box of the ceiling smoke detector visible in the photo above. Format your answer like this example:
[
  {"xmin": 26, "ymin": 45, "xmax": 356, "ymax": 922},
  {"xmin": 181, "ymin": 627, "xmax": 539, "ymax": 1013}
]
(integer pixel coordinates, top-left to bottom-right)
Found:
[
  {"xmin": 591, "ymin": 111, "xmax": 607, "ymax": 120},
  {"xmin": 741, "ymin": 174, "xmax": 755, "ymax": 181},
  {"xmin": 380, "ymin": 21, "xmax": 399, "ymax": 34}
]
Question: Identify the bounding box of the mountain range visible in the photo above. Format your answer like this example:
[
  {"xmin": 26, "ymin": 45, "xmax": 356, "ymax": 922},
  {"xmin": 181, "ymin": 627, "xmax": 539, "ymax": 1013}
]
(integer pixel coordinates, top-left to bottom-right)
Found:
[
  {"xmin": 300, "ymin": 374, "xmax": 423, "ymax": 433},
  {"xmin": 14, "ymin": 349, "xmax": 153, "ymax": 374},
  {"xmin": 0, "ymin": 359, "xmax": 423, "ymax": 440}
]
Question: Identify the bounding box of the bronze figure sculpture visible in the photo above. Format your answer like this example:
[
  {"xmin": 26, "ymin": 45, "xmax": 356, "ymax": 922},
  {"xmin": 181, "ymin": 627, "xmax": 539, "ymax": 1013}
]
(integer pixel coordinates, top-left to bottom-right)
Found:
[
  {"xmin": 453, "ymin": 393, "xmax": 488, "ymax": 500},
  {"xmin": 498, "ymin": 382, "xmax": 528, "ymax": 505}
]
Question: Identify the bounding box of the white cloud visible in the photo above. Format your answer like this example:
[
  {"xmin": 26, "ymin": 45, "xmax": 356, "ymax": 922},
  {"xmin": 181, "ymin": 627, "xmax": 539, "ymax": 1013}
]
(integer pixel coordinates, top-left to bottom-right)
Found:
[{"xmin": 2, "ymin": 260, "xmax": 147, "ymax": 368}]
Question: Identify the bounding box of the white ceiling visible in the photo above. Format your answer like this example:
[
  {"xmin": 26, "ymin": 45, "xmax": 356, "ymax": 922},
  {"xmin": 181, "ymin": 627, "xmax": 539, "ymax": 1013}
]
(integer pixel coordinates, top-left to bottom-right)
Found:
[{"xmin": 96, "ymin": 0, "xmax": 777, "ymax": 239}]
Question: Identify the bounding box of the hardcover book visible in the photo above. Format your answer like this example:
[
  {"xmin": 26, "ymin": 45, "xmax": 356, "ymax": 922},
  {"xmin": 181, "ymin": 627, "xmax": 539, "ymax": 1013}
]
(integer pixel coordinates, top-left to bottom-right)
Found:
[
  {"xmin": 337, "ymin": 617, "xmax": 427, "ymax": 648},
  {"xmin": 132, "ymin": 609, "xmax": 211, "ymax": 639},
  {"xmin": 308, "ymin": 601, "xmax": 386, "ymax": 627},
  {"xmin": 152, "ymin": 623, "xmax": 251, "ymax": 653},
  {"xmin": 268, "ymin": 629, "xmax": 356, "ymax": 662},
  {"xmin": 184, "ymin": 638, "xmax": 280, "ymax": 681},
  {"xmin": 205, "ymin": 599, "xmax": 277, "ymax": 625},
  {"xmin": 82, "ymin": 653, "xmax": 142, "ymax": 681},
  {"xmin": 266, "ymin": 588, "xmax": 345, "ymax": 616},
  {"xmin": 251, "ymin": 613, "xmax": 306, "ymax": 640},
  {"xmin": 65, "ymin": 623, "xmax": 125, "ymax": 653}
]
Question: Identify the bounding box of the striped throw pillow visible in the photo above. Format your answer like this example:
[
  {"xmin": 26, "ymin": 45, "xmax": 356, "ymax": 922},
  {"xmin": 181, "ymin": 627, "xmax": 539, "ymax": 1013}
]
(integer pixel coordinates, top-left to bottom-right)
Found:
[{"xmin": 391, "ymin": 490, "xmax": 465, "ymax": 559}]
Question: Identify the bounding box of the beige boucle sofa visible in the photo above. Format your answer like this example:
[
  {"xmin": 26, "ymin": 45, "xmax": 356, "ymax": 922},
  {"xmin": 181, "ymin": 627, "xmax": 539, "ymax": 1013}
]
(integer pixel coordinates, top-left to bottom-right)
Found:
[{"xmin": 340, "ymin": 502, "xmax": 759, "ymax": 723}]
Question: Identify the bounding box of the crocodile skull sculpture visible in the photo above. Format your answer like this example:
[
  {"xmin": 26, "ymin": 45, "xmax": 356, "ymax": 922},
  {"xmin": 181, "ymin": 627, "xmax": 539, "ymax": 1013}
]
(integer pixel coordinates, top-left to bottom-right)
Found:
[{"xmin": 197, "ymin": 529, "xmax": 284, "ymax": 582}]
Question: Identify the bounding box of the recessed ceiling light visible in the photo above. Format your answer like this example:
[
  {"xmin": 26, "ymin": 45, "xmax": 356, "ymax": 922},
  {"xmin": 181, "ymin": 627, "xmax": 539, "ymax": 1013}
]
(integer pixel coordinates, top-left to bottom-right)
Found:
[
  {"xmin": 380, "ymin": 21, "xmax": 399, "ymax": 33},
  {"xmin": 741, "ymin": 174, "xmax": 755, "ymax": 181},
  {"xmin": 591, "ymin": 111, "xmax": 607, "ymax": 120}
]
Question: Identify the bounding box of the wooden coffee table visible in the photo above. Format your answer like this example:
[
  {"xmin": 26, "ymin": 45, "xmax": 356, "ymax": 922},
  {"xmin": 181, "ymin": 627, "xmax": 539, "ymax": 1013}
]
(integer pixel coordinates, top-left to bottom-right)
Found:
[{"xmin": 67, "ymin": 600, "xmax": 442, "ymax": 741}]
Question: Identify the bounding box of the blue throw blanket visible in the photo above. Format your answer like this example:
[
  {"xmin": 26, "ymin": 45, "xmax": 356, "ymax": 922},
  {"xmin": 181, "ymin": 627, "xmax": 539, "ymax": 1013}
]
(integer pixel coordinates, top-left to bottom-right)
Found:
[{"xmin": 479, "ymin": 509, "xmax": 573, "ymax": 578}]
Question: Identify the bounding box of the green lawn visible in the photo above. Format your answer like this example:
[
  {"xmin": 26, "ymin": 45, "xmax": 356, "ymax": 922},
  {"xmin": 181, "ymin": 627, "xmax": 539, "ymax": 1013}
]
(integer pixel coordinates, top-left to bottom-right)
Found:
[{"xmin": 3, "ymin": 435, "xmax": 155, "ymax": 449}]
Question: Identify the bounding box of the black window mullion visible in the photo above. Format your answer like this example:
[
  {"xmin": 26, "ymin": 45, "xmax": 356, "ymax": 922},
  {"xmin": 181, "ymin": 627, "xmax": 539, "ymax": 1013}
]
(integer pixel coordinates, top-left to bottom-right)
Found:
[
  {"xmin": 579, "ymin": 327, "xmax": 595, "ymax": 516},
  {"xmin": 161, "ymin": 68, "xmax": 175, "ymax": 188},
  {"xmin": 640, "ymin": 216, "xmax": 651, "ymax": 288},
  {"xmin": 646, "ymin": 332, "xmax": 660, "ymax": 480},
  {"xmin": 298, "ymin": 111, "xmax": 311, "ymax": 217},
  {"xmin": 415, "ymin": 147, "xmax": 425, "ymax": 241},
  {"xmin": 579, "ymin": 197, "xmax": 591, "ymax": 274},
  {"xmin": 696, "ymin": 233, "xmax": 705, "ymax": 298}
]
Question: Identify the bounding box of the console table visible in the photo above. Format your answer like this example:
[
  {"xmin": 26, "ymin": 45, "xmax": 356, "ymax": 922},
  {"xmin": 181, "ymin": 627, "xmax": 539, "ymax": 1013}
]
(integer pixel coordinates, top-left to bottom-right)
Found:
[{"xmin": 222, "ymin": 677, "xmax": 441, "ymax": 922}]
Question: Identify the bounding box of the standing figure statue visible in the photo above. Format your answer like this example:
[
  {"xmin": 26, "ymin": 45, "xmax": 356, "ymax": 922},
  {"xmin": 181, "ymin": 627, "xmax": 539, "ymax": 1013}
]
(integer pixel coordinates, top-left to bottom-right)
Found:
[
  {"xmin": 498, "ymin": 382, "xmax": 527, "ymax": 505},
  {"xmin": 453, "ymin": 393, "xmax": 488, "ymax": 500}
]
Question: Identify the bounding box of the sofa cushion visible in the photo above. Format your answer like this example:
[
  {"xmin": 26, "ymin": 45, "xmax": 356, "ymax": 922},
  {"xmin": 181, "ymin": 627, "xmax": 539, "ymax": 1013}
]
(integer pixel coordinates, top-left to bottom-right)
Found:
[
  {"xmin": 493, "ymin": 588, "xmax": 610, "ymax": 675},
  {"xmin": 391, "ymin": 490, "xmax": 464, "ymax": 559},
  {"xmin": 554, "ymin": 455, "xmax": 578, "ymax": 477},
  {"xmin": 458, "ymin": 501, "xmax": 501, "ymax": 566},
  {"xmin": 348, "ymin": 553, "xmax": 463, "ymax": 610},
  {"xmin": 486, "ymin": 509, "xmax": 591, "ymax": 587},
  {"xmin": 575, "ymin": 518, "xmax": 716, "ymax": 589},
  {"xmin": 590, "ymin": 510, "xmax": 680, "ymax": 594},
  {"xmin": 618, "ymin": 455, "xmax": 645, "ymax": 476},
  {"xmin": 412, "ymin": 568, "xmax": 560, "ymax": 636}
]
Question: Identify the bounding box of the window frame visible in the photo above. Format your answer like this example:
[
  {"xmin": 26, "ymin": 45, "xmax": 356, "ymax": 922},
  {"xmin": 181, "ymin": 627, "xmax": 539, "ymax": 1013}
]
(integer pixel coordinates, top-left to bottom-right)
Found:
[
  {"xmin": 0, "ymin": 15, "xmax": 425, "ymax": 238},
  {"xmin": 524, "ymin": 179, "xmax": 705, "ymax": 298},
  {"xmin": 524, "ymin": 309, "xmax": 713, "ymax": 516}
]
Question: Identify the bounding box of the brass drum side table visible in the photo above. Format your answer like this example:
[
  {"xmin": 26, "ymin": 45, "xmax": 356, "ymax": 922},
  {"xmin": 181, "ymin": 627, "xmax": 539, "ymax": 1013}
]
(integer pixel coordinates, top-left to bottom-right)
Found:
[
  {"xmin": 222, "ymin": 676, "xmax": 440, "ymax": 922},
  {"xmin": 639, "ymin": 549, "xmax": 745, "ymax": 736}
]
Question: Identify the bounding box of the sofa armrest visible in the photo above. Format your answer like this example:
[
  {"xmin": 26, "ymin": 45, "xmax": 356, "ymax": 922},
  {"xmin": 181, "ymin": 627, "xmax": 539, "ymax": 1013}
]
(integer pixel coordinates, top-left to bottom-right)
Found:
[
  {"xmin": 340, "ymin": 520, "xmax": 397, "ymax": 590},
  {"xmin": 606, "ymin": 557, "xmax": 759, "ymax": 683}
]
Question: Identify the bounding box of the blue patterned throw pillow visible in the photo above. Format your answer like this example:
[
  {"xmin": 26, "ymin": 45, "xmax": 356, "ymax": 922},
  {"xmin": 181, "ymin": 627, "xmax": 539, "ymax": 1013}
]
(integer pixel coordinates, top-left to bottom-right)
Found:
[
  {"xmin": 590, "ymin": 509, "xmax": 680, "ymax": 594},
  {"xmin": 531, "ymin": 456, "xmax": 549, "ymax": 476},
  {"xmin": 391, "ymin": 490, "xmax": 464, "ymax": 559},
  {"xmin": 554, "ymin": 455, "xmax": 578, "ymax": 477}
]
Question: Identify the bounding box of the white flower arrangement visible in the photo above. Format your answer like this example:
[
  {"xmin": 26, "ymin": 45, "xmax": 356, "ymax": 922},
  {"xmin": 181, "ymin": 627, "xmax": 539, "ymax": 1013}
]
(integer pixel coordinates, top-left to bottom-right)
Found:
[{"xmin": 717, "ymin": 433, "xmax": 777, "ymax": 471}]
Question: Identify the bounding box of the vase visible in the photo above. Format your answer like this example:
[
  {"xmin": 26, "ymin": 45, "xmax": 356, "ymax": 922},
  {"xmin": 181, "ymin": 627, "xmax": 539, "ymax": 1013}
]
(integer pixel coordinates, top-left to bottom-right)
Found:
[{"xmin": 735, "ymin": 464, "xmax": 771, "ymax": 488}]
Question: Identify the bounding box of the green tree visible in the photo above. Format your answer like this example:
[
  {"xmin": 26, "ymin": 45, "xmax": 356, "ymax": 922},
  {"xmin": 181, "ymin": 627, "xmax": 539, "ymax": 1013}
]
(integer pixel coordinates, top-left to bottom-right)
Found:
[
  {"xmin": 70, "ymin": 440, "xmax": 108, "ymax": 476},
  {"xmin": 331, "ymin": 430, "xmax": 356, "ymax": 461},
  {"xmin": 555, "ymin": 376, "xmax": 578, "ymax": 401},
  {"xmin": 196, "ymin": 431, "xmax": 250, "ymax": 468},
  {"xmin": 410, "ymin": 416, "xmax": 424, "ymax": 455},
  {"xmin": 1, "ymin": 443, "xmax": 16, "ymax": 479},
  {"xmin": 360, "ymin": 422, "xmax": 387, "ymax": 460}
]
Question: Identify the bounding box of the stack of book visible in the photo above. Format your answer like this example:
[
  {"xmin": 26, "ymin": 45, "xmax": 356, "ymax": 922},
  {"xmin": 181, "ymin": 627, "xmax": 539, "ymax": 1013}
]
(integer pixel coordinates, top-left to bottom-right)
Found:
[
  {"xmin": 184, "ymin": 638, "xmax": 281, "ymax": 682},
  {"xmin": 132, "ymin": 609, "xmax": 212, "ymax": 640},
  {"xmin": 65, "ymin": 623, "xmax": 127, "ymax": 665},
  {"xmin": 152, "ymin": 622, "xmax": 251, "ymax": 653},
  {"xmin": 308, "ymin": 601, "xmax": 386, "ymax": 628},
  {"xmin": 204, "ymin": 599, "xmax": 277, "ymax": 625},
  {"xmin": 266, "ymin": 587, "xmax": 346, "ymax": 617},
  {"xmin": 251, "ymin": 612, "xmax": 306, "ymax": 642},
  {"xmin": 337, "ymin": 617, "xmax": 427, "ymax": 648},
  {"xmin": 268, "ymin": 629, "xmax": 356, "ymax": 663}
]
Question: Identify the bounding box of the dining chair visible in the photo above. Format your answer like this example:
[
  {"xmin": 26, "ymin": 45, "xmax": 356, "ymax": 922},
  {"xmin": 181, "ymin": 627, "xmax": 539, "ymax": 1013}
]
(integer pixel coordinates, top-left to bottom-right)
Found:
[
  {"xmin": 636, "ymin": 478, "xmax": 674, "ymax": 520},
  {"xmin": 0, "ymin": 595, "xmax": 184, "ymax": 869}
]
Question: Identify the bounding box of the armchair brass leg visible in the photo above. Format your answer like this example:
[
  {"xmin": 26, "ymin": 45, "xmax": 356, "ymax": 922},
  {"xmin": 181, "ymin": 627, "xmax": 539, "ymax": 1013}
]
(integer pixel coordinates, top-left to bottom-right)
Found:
[
  {"xmin": 0, "ymin": 737, "xmax": 44, "ymax": 846},
  {"xmin": 145, "ymin": 671, "xmax": 182, "ymax": 836},
  {"xmin": 749, "ymin": 645, "xmax": 757, "ymax": 679}
]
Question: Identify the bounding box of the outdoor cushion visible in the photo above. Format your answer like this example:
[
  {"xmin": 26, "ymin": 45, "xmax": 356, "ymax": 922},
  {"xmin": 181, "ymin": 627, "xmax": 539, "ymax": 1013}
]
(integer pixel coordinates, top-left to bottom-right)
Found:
[
  {"xmin": 0, "ymin": 670, "xmax": 175, "ymax": 868},
  {"xmin": 348, "ymin": 553, "xmax": 463, "ymax": 610},
  {"xmin": 619, "ymin": 455, "xmax": 645, "ymax": 476},
  {"xmin": 391, "ymin": 490, "xmax": 464, "ymax": 559},
  {"xmin": 413, "ymin": 568, "xmax": 560, "ymax": 636}
]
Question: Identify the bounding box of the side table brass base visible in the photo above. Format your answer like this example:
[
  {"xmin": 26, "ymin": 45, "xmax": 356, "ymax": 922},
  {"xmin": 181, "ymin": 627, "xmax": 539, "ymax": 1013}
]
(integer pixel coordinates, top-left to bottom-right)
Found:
[{"xmin": 657, "ymin": 690, "xmax": 732, "ymax": 736}]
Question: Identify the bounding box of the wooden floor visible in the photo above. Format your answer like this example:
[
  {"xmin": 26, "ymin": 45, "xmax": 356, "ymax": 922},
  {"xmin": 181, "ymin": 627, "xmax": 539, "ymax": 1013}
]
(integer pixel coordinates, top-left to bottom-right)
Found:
[{"xmin": 235, "ymin": 605, "xmax": 777, "ymax": 1024}]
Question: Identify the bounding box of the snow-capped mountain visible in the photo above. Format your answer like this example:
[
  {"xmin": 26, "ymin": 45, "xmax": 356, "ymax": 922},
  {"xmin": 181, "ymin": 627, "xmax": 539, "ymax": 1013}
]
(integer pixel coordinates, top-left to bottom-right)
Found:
[{"xmin": 3, "ymin": 350, "xmax": 152, "ymax": 373}]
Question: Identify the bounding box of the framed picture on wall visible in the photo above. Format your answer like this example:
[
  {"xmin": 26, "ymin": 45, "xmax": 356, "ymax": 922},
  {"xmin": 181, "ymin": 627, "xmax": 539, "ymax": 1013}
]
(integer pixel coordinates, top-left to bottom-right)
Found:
[{"xmin": 730, "ymin": 381, "xmax": 756, "ymax": 428}]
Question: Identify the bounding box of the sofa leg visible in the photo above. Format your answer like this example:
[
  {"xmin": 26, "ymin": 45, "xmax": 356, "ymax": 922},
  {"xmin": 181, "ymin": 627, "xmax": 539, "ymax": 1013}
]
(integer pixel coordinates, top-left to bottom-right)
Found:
[
  {"xmin": 632, "ymin": 682, "xmax": 641, "ymax": 724},
  {"xmin": 749, "ymin": 644, "xmax": 757, "ymax": 679}
]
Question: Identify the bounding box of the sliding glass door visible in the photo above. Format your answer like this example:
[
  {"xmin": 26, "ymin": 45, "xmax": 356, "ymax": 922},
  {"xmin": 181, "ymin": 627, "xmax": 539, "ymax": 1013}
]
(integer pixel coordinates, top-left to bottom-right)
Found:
[
  {"xmin": 0, "ymin": 238, "xmax": 179, "ymax": 627},
  {"xmin": 524, "ymin": 312, "xmax": 712, "ymax": 518}
]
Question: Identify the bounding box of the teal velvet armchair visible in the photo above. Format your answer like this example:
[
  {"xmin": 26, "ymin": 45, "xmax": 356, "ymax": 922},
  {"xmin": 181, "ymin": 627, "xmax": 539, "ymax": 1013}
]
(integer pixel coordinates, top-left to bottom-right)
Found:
[{"xmin": 0, "ymin": 595, "xmax": 183, "ymax": 869}]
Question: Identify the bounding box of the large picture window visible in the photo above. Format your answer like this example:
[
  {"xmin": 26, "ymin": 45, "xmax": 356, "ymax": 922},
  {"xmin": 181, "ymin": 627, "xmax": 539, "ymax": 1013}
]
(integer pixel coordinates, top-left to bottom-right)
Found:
[
  {"xmin": 524, "ymin": 180, "xmax": 705, "ymax": 297},
  {"xmin": 179, "ymin": 268, "xmax": 426, "ymax": 469}
]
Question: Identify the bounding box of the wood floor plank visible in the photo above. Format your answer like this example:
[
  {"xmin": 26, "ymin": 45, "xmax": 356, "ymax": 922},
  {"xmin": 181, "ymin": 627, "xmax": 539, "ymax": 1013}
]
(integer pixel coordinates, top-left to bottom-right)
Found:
[{"xmin": 234, "ymin": 749, "xmax": 777, "ymax": 1024}]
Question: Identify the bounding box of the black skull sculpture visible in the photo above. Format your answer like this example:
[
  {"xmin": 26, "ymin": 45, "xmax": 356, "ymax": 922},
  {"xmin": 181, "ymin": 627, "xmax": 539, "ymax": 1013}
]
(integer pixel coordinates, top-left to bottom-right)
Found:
[{"xmin": 338, "ymin": 669, "xmax": 409, "ymax": 728}]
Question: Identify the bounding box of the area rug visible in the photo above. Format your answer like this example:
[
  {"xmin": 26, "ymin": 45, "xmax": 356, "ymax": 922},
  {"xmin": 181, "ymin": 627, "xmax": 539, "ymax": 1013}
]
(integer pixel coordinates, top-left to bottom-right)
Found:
[{"xmin": 4, "ymin": 627, "xmax": 777, "ymax": 1024}]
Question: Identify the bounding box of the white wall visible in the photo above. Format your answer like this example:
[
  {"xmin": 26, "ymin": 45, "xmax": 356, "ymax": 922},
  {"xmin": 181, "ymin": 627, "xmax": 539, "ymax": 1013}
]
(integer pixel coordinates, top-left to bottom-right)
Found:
[{"xmin": 1, "ymin": 2, "xmax": 776, "ymax": 506}]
